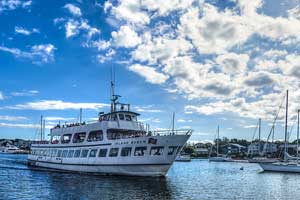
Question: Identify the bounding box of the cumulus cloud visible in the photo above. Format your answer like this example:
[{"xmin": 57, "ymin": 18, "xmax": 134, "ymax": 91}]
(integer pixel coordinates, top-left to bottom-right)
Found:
[
  {"xmin": 111, "ymin": 25, "xmax": 141, "ymax": 48},
  {"xmin": 64, "ymin": 19, "xmax": 100, "ymax": 39},
  {"xmin": 0, "ymin": 44, "xmax": 55, "ymax": 64},
  {"xmin": 129, "ymin": 64, "xmax": 169, "ymax": 84},
  {"xmin": 0, "ymin": 0, "xmax": 31, "ymax": 13},
  {"xmin": 216, "ymin": 53, "xmax": 249, "ymax": 75},
  {"xmin": 244, "ymin": 71, "xmax": 275, "ymax": 87},
  {"xmin": 64, "ymin": 4, "xmax": 82, "ymax": 17}
]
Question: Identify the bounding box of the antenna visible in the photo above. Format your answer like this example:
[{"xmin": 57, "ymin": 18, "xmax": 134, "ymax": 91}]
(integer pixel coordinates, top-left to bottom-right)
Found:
[{"xmin": 110, "ymin": 65, "xmax": 121, "ymax": 112}]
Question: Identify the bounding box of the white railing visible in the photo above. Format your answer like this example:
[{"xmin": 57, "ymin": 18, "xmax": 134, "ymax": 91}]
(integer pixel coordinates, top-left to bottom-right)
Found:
[{"xmin": 149, "ymin": 129, "xmax": 193, "ymax": 136}]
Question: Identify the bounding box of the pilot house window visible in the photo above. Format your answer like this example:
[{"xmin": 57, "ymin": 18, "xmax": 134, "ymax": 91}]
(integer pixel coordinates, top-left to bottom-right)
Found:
[
  {"xmin": 73, "ymin": 132, "xmax": 86, "ymax": 143},
  {"xmin": 87, "ymin": 130, "xmax": 103, "ymax": 142},
  {"xmin": 61, "ymin": 134, "xmax": 72, "ymax": 144}
]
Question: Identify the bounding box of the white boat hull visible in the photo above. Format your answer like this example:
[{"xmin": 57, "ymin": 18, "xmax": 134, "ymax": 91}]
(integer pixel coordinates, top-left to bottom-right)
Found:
[
  {"xmin": 28, "ymin": 160, "xmax": 170, "ymax": 176},
  {"xmin": 259, "ymin": 162, "xmax": 300, "ymax": 173}
]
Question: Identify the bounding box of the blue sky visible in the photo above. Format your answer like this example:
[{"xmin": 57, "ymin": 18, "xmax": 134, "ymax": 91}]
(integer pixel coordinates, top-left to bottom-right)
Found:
[{"xmin": 0, "ymin": 0, "xmax": 300, "ymax": 142}]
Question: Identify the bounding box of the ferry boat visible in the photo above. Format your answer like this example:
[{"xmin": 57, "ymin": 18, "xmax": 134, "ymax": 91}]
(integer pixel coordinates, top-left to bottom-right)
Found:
[{"xmin": 28, "ymin": 82, "xmax": 192, "ymax": 176}]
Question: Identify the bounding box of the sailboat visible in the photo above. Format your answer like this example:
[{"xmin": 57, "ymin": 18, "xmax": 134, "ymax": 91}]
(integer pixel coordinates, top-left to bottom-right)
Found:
[
  {"xmin": 259, "ymin": 90, "xmax": 300, "ymax": 173},
  {"xmin": 209, "ymin": 126, "xmax": 232, "ymax": 162},
  {"xmin": 248, "ymin": 119, "xmax": 278, "ymax": 163}
]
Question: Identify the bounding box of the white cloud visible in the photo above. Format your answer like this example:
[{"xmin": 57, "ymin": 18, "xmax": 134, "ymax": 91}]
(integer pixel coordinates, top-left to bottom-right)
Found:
[
  {"xmin": 0, "ymin": 0, "xmax": 31, "ymax": 12},
  {"xmin": 0, "ymin": 122, "xmax": 53, "ymax": 129},
  {"xmin": 0, "ymin": 91, "xmax": 4, "ymax": 100},
  {"xmin": 216, "ymin": 53, "xmax": 249, "ymax": 75},
  {"xmin": 64, "ymin": 19, "xmax": 100, "ymax": 39},
  {"xmin": 64, "ymin": 4, "xmax": 82, "ymax": 17},
  {"xmin": 44, "ymin": 117, "xmax": 75, "ymax": 121},
  {"xmin": 15, "ymin": 26, "xmax": 39, "ymax": 35},
  {"xmin": 129, "ymin": 64, "xmax": 169, "ymax": 84},
  {"xmin": 0, "ymin": 44, "xmax": 55, "ymax": 64},
  {"xmin": 0, "ymin": 116, "xmax": 28, "ymax": 121},
  {"xmin": 111, "ymin": 0, "xmax": 150, "ymax": 25},
  {"xmin": 112, "ymin": 25, "xmax": 141, "ymax": 48},
  {"xmin": 7, "ymin": 100, "xmax": 110, "ymax": 110},
  {"xmin": 11, "ymin": 90, "xmax": 39, "ymax": 97}
]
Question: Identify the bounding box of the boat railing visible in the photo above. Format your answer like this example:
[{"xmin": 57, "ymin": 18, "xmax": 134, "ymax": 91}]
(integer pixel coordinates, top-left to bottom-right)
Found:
[{"xmin": 149, "ymin": 129, "xmax": 193, "ymax": 136}]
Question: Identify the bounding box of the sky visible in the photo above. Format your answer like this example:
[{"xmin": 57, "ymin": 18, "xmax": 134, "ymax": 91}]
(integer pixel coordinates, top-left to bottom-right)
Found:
[{"xmin": 1, "ymin": 0, "xmax": 300, "ymax": 143}]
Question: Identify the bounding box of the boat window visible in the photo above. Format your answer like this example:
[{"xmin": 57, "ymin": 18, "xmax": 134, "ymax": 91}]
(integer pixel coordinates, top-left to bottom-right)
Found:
[
  {"xmin": 73, "ymin": 132, "xmax": 86, "ymax": 143},
  {"xmin": 109, "ymin": 148, "xmax": 119, "ymax": 157},
  {"xmin": 57, "ymin": 150, "xmax": 62, "ymax": 157},
  {"xmin": 134, "ymin": 147, "xmax": 147, "ymax": 156},
  {"xmin": 119, "ymin": 114, "xmax": 125, "ymax": 120},
  {"xmin": 107, "ymin": 129, "xmax": 146, "ymax": 140},
  {"xmin": 61, "ymin": 134, "xmax": 72, "ymax": 144},
  {"xmin": 81, "ymin": 149, "xmax": 89, "ymax": 158},
  {"xmin": 87, "ymin": 130, "xmax": 103, "ymax": 142},
  {"xmin": 68, "ymin": 150, "xmax": 75, "ymax": 158},
  {"xmin": 51, "ymin": 135, "xmax": 61, "ymax": 144},
  {"xmin": 168, "ymin": 146, "xmax": 177, "ymax": 155},
  {"xmin": 131, "ymin": 115, "xmax": 137, "ymax": 121},
  {"xmin": 125, "ymin": 115, "xmax": 132, "ymax": 121},
  {"xmin": 62, "ymin": 150, "xmax": 68, "ymax": 158},
  {"xmin": 98, "ymin": 149, "xmax": 107, "ymax": 157},
  {"xmin": 111, "ymin": 113, "xmax": 117, "ymax": 121},
  {"xmin": 150, "ymin": 146, "xmax": 164, "ymax": 156},
  {"xmin": 121, "ymin": 147, "xmax": 132, "ymax": 157},
  {"xmin": 89, "ymin": 149, "xmax": 97, "ymax": 157},
  {"xmin": 74, "ymin": 150, "xmax": 81, "ymax": 158}
]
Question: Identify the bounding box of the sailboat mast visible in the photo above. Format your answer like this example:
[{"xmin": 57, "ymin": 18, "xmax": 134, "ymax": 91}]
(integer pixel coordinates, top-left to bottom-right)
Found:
[
  {"xmin": 258, "ymin": 118, "xmax": 261, "ymax": 142},
  {"xmin": 297, "ymin": 109, "xmax": 299, "ymax": 158},
  {"xmin": 172, "ymin": 112, "xmax": 175, "ymax": 134},
  {"xmin": 79, "ymin": 108, "xmax": 82, "ymax": 124},
  {"xmin": 217, "ymin": 125, "xmax": 219, "ymax": 156},
  {"xmin": 284, "ymin": 90, "xmax": 288, "ymax": 161}
]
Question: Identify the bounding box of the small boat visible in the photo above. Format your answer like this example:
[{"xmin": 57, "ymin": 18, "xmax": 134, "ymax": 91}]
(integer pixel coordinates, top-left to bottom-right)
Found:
[
  {"xmin": 259, "ymin": 90, "xmax": 300, "ymax": 173},
  {"xmin": 0, "ymin": 144, "xmax": 20, "ymax": 153},
  {"xmin": 175, "ymin": 154, "xmax": 191, "ymax": 162},
  {"xmin": 208, "ymin": 126, "xmax": 232, "ymax": 162},
  {"xmin": 248, "ymin": 157, "xmax": 278, "ymax": 163}
]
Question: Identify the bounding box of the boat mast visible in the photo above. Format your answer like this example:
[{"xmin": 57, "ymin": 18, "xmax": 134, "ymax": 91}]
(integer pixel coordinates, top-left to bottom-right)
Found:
[
  {"xmin": 217, "ymin": 125, "xmax": 219, "ymax": 156},
  {"xmin": 79, "ymin": 108, "xmax": 82, "ymax": 124},
  {"xmin": 258, "ymin": 118, "xmax": 261, "ymax": 154},
  {"xmin": 172, "ymin": 112, "xmax": 175, "ymax": 134},
  {"xmin": 297, "ymin": 109, "xmax": 299, "ymax": 158},
  {"xmin": 284, "ymin": 90, "xmax": 288, "ymax": 161}
]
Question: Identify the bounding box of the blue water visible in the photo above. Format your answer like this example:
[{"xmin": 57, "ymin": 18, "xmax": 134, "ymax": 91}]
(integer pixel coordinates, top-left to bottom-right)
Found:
[{"xmin": 1, "ymin": 154, "xmax": 300, "ymax": 200}]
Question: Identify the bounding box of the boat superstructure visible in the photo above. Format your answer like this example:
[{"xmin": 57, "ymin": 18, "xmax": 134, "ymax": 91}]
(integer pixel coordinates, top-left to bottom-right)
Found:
[{"xmin": 28, "ymin": 78, "xmax": 192, "ymax": 176}]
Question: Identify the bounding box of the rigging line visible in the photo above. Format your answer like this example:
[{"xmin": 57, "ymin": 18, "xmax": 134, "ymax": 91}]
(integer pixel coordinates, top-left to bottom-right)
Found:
[
  {"xmin": 248, "ymin": 120, "xmax": 259, "ymax": 156},
  {"xmin": 265, "ymin": 94, "xmax": 286, "ymax": 143}
]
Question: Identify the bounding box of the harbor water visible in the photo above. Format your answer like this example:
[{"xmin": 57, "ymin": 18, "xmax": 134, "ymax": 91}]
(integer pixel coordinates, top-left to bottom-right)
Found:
[{"xmin": 1, "ymin": 154, "xmax": 300, "ymax": 200}]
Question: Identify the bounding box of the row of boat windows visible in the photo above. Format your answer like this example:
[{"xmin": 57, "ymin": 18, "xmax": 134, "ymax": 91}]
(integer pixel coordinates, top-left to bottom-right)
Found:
[
  {"xmin": 51, "ymin": 129, "xmax": 146, "ymax": 144},
  {"xmin": 31, "ymin": 146, "xmax": 182, "ymax": 158}
]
